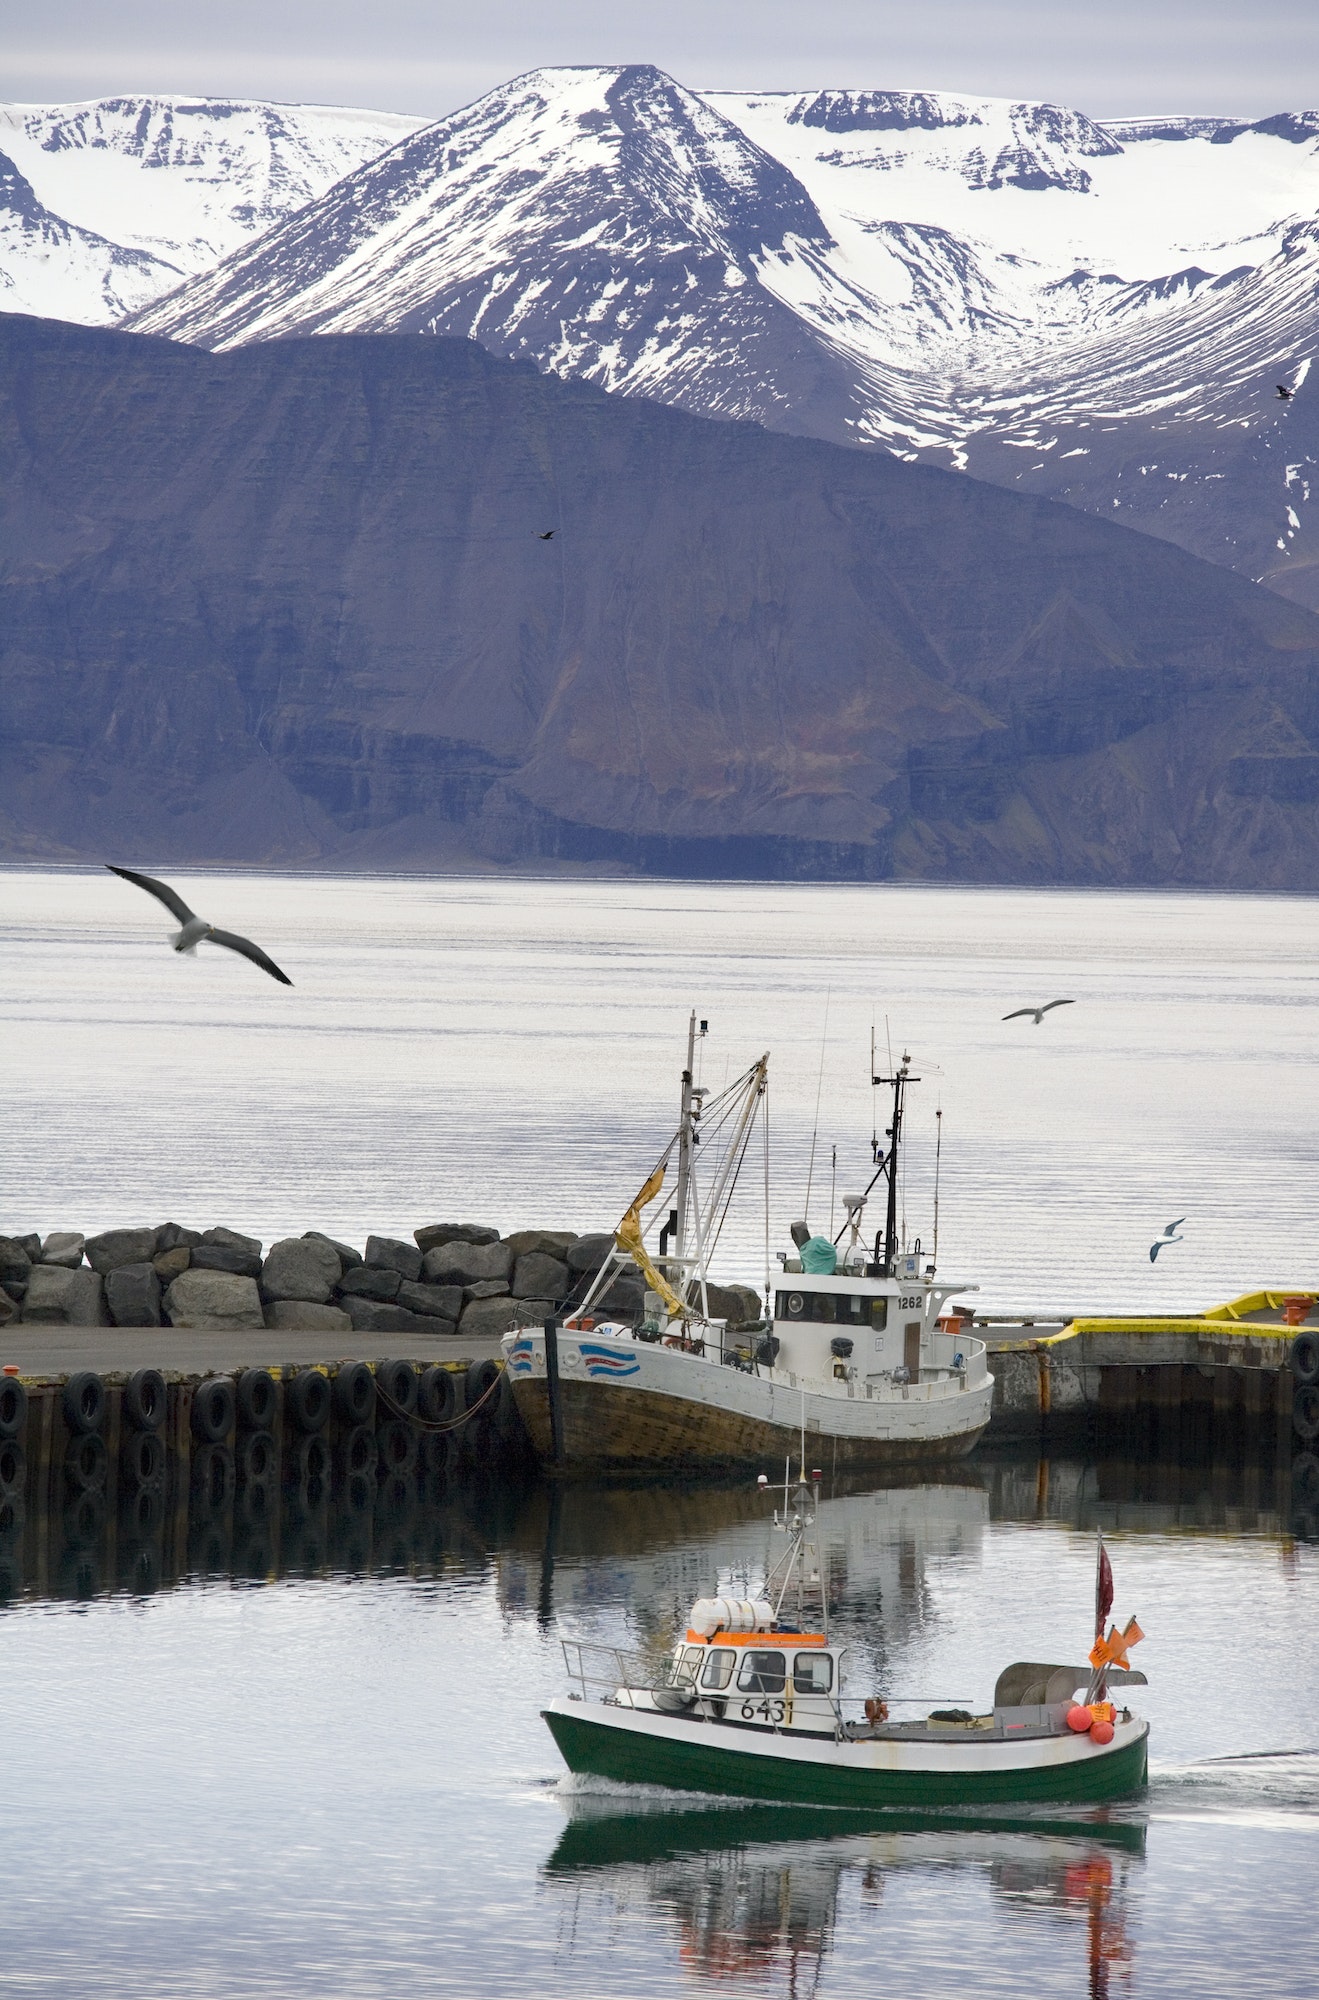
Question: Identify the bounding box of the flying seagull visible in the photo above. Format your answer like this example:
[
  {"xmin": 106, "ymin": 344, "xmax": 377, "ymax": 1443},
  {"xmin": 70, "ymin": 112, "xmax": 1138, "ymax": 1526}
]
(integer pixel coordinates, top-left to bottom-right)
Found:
[
  {"xmin": 107, "ymin": 865, "xmax": 292, "ymax": 985},
  {"xmin": 537, "ymin": 529, "xmax": 555, "ymax": 540},
  {"xmin": 1150, "ymin": 1218, "xmax": 1186, "ymax": 1262},
  {"xmin": 1277, "ymin": 384, "xmax": 1294, "ymax": 401},
  {"xmin": 1002, "ymin": 999, "xmax": 1076, "ymax": 1024}
]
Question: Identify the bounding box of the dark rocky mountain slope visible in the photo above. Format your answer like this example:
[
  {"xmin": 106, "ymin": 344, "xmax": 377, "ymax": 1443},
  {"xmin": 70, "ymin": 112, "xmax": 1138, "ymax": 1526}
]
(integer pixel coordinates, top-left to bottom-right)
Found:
[{"xmin": 3, "ymin": 312, "xmax": 1319, "ymax": 886}]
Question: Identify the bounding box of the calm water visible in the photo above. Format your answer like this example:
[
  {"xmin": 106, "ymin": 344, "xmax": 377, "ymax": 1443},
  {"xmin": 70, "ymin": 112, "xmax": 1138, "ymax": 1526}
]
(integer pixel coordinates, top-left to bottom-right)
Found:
[
  {"xmin": 2, "ymin": 1450, "xmax": 1315, "ymax": 1999},
  {"xmin": 2, "ymin": 868, "xmax": 1318, "ymax": 1311}
]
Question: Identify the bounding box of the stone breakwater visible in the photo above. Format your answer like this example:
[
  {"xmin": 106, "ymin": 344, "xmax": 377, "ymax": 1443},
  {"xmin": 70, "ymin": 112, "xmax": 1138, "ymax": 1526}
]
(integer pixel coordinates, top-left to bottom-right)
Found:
[{"xmin": 0, "ymin": 1223, "xmax": 762, "ymax": 1339}]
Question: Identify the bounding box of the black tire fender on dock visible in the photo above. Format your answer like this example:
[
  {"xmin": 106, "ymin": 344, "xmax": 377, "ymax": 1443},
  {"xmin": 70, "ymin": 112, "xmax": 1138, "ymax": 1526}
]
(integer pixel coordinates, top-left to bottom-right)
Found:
[
  {"xmin": 122, "ymin": 1368, "xmax": 167, "ymax": 1433},
  {"xmin": 121, "ymin": 1428, "xmax": 165, "ymax": 1490},
  {"xmin": 0, "ymin": 1375, "xmax": 28, "ymax": 1439},
  {"xmin": 375, "ymin": 1358, "xmax": 418, "ymax": 1416},
  {"xmin": 1294, "ymin": 1383, "xmax": 1319, "ymax": 1444},
  {"xmin": 340, "ymin": 1424, "xmax": 376, "ymax": 1478},
  {"xmin": 238, "ymin": 1430, "xmax": 277, "ymax": 1484},
  {"xmin": 62, "ymin": 1371, "xmax": 106, "ymax": 1436},
  {"xmin": 125, "ymin": 1483, "xmax": 165, "ymax": 1539},
  {"xmin": 293, "ymin": 1432, "xmax": 330, "ymax": 1490},
  {"xmin": 286, "ymin": 1369, "xmax": 330, "ymax": 1434},
  {"xmin": 191, "ymin": 1376, "xmax": 236, "ymax": 1445},
  {"xmin": 464, "ymin": 1358, "xmax": 501, "ymax": 1418},
  {"xmin": 64, "ymin": 1433, "xmax": 107, "ymax": 1494},
  {"xmin": 1291, "ymin": 1332, "xmax": 1319, "ymax": 1387},
  {"xmin": 191, "ymin": 1441, "xmax": 235, "ymax": 1511},
  {"xmin": 1293, "ymin": 1452, "xmax": 1319, "ymax": 1505},
  {"xmin": 236, "ymin": 1368, "xmax": 279, "ymax": 1431},
  {"xmin": 417, "ymin": 1366, "xmax": 456, "ymax": 1425},
  {"xmin": 0, "ymin": 1436, "xmax": 25, "ymax": 1496},
  {"xmin": 334, "ymin": 1361, "xmax": 376, "ymax": 1426},
  {"xmin": 377, "ymin": 1417, "xmax": 418, "ymax": 1476}
]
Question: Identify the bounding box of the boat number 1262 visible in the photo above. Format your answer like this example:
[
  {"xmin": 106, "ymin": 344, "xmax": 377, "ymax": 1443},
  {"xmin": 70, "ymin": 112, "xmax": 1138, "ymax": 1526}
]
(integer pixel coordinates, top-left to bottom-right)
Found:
[
  {"xmin": 898, "ymin": 1295, "xmax": 922, "ymax": 1309},
  {"xmin": 742, "ymin": 1698, "xmax": 786, "ymax": 1724}
]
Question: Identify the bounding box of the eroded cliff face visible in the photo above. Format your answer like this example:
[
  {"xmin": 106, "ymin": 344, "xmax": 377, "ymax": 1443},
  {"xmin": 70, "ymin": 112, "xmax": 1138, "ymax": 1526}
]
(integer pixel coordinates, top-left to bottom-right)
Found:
[{"xmin": 3, "ymin": 314, "xmax": 1319, "ymax": 886}]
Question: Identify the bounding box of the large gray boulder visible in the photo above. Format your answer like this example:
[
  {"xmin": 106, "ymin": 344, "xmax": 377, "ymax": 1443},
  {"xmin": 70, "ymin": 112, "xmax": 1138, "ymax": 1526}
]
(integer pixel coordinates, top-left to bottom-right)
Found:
[
  {"xmin": 339, "ymin": 1297, "xmax": 456, "ymax": 1336},
  {"xmin": 0, "ymin": 1289, "xmax": 16, "ymax": 1325},
  {"xmin": 504, "ymin": 1230, "xmax": 577, "ymax": 1260},
  {"xmin": 261, "ymin": 1235, "xmax": 340, "ymax": 1303},
  {"xmin": 365, "ymin": 1234, "xmax": 423, "ymax": 1282},
  {"xmin": 458, "ymin": 1296, "xmax": 522, "ymax": 1340},
  {"xmin": 154, "ymin": 1222, "xmax": 201, "ymax": 1253},
  {"xmin": 40, "ymin": 1232, "xmax": 85, "ymax": 1268},
  {"xmin": 512, "ymin": 1252, "xmax": 570, "ymax": 1300},
  {"xmin": 421, "ymin": 1239, "xmax": 512, "ymax": 1286},
  {"xmin": 566, "ymin": 1233, "xmax": 615, "ymax": 1274},
  {"xmin": 703, "ymin": 1281, "xmax": 764, "ymax": 1326},
  {"xmin": 192, "ymin": 1244, "xmax": 262, "ymax": 1278},
  {"xmin": 0, "ymin": 1238, "xmax": 32, "ymax": 1296},
  {"xmin": 464, "ymin": 1278, "xmax": 509, "ymax": 1300},
  {"xmin": 303, "ymin": 1230, "xmax": 362, "ymax": 1269},
  {"xmin": 85, "ymin": 1227, "xmax": 157, "ymax": 1274},
  {"xmin": 396, "ymin": 1280, "xmax": 463, "ymax": 1321},
  {"xmin": 164, "ymin": 1268, "xmax": 264, "ymax": 1329},
  {"xmin": 105, "ymin": 1262, "xmax": 162, "ymax": 1327},
  {"xmin": 414, "ymin": 1222, "xmax": 499, "ymax": 1254},
  {"xmin": 266, "ymin": 1300, "xmax": 352, "ymax": 1332},
  {"xmin": 200, "ymin": 1226, "xmax": 263, "ymax": 1258},
  {"xmin": 21, "ymin": 1264, "xmax": 106, "ymax": 1324},
  {"xmin": 506, "ymin": 1297, "xmax": 555, "ymax": 1328},
  {"xmin": 153, "ymin": 1246, "xmax": 191, "ymax": 1282},
  {"xmin": 337, "ymin": 1264, "xmax": 401, "ymax": 1302}
]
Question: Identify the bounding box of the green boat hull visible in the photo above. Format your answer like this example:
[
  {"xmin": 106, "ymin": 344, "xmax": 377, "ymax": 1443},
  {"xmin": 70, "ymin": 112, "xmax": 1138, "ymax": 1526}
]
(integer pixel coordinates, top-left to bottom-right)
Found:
[{"xmin": 544, "ymin": 1708, "xmax": 1149, "ymax": 1808}]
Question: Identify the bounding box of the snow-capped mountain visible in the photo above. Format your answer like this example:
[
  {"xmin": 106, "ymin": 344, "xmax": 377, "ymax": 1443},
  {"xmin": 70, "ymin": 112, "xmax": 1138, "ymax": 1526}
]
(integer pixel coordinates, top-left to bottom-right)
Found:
[
  {"xmin": 10, "ymin": 70, "xmax": 1319, "ymax": 601},
  {"xmin": 0, "ymin": 95, "xmax": 424, "ymax": 322}
]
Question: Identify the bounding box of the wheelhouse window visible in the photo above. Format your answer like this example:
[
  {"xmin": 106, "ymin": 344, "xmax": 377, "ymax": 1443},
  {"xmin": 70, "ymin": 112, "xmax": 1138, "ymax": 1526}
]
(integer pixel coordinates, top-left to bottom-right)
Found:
[
  {"xmin": 676, "ymin": 1645, "xmax": 704, "ymax": 1685},
  {"xmin": 793, "ymin": 1652, "xmax": 834, "ymax": 1693},
  {"xmin": 701, "ymin": 1648, "xmax": 735, "ymax": 1690},
  {"xmin": 776, "ymin": 1292, "xmax": 888, "ymax": 1329},
  {"xmin": 736, "ymin": 1649, "xmax": 787, "ymax": 1694}
]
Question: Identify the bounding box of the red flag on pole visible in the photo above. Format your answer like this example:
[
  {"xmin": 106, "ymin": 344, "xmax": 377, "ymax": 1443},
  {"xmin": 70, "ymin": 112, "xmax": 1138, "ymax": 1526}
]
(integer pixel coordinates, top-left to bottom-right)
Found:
[{"xmin": 1095, "ymin": 1533, "xmax": 1114, "ymax": 1637}]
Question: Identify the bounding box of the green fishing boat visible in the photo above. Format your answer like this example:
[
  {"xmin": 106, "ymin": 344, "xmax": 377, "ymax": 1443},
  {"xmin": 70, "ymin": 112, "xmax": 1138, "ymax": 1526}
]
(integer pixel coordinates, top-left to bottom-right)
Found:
[{"xmin": 544, "ymin": 1469, "xmax": 1148, "ymax": 1809}]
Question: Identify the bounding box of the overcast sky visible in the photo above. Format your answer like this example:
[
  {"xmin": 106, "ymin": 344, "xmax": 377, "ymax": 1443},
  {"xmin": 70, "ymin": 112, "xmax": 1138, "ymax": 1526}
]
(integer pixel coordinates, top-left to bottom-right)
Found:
[{"xmin": 3, "ymin": 0, "xmax": 1317, "ymax": 122}]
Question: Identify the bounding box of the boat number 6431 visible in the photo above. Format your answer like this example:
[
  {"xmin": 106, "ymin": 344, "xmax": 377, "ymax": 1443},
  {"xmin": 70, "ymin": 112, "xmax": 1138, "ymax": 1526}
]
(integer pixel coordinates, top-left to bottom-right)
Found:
[{"xmin": 741, "ymin": 1698, "xmax": 786, "ymax": 1723}]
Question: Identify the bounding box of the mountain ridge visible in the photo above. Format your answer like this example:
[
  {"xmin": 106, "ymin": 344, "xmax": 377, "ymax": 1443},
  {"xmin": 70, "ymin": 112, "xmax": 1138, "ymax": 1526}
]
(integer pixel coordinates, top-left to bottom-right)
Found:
[{"xmin": 5, "ymin": 313, "xmax": 1319, "ymax": 887}]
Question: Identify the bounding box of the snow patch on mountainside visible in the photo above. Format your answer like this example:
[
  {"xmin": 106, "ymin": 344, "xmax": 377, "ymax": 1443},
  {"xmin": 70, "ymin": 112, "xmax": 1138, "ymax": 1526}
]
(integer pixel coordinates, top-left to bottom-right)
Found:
[{"xmin": 0, "ymin": 95, "xmax": 424, "ymax": 320}]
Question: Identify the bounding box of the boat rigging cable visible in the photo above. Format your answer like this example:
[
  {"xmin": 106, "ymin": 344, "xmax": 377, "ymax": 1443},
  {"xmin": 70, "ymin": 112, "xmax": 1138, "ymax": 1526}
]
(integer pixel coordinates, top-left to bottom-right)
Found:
[{"xmin": 803, "ymin": 989, "xmax": 831, "ymax": 1225}]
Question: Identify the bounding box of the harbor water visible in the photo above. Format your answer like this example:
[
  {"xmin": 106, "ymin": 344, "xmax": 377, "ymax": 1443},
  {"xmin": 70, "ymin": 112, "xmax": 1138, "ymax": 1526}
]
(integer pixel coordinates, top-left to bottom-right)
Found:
[{"xmin": 1, "ymin": 1450, "xmax": 1315, "ymax": 1998}]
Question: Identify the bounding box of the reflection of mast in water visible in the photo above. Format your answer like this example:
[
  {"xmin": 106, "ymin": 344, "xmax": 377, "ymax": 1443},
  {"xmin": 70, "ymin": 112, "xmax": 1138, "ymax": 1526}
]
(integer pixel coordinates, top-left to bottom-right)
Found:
[{"xmin": 545, "ymin": 1807, "xmax": 1141, "ymax": 1996}]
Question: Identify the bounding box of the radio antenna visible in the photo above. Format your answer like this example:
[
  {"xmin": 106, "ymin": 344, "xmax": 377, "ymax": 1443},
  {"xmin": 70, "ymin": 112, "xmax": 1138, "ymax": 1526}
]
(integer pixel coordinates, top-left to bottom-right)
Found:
[{"xmin": 932, "ymin": 1103, "xmax": 943, "ymax": 1270}]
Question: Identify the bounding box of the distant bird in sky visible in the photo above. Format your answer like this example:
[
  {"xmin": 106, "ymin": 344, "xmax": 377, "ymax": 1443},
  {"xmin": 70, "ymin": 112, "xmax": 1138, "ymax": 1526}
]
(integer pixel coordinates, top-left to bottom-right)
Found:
[
  {"xmin": 1149, "ymin": 1218, "xmax": 1187, "ymax": 1262},
  {"xmin": 1277, "ymin": 384, "xmax": 1294, "ymax": 401},
  {"xmin": 537, "ymin": 529, "xmax": 555, "ymax": 539},
  {"xmin": 107, "ymin": 865, "xmax": 292, "ymax": 985},
  {"xmin": 1002, "ymin": 999, "xmax": 1075, "ymax": 1025}
]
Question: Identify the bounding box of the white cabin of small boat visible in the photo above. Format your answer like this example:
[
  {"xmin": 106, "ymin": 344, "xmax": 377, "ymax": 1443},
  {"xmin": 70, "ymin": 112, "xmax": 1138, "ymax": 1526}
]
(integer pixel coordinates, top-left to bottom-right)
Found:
[{"xmin": 769, "ymin": 1259, "xmax": 979, "ymax": 1392}]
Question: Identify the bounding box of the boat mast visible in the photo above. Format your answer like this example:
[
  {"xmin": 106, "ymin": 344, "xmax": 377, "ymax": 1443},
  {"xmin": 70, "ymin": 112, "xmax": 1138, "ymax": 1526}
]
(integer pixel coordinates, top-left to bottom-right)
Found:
[
  {"xmin": 673, "ymin": 1010, "xmax": 698, "ymax": 1267},
  {"xmin": 871, "ymin": 1051, "xmax": 919, "ymax": 1276}
]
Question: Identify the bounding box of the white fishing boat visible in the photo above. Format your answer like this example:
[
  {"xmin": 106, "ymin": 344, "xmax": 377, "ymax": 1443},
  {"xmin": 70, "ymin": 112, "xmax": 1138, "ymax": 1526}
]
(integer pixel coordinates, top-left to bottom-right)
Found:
[
  {"xmin": 543, "ymin": 1469, "xmax": 1149, "ymax": 1808},
  {"xmin": 501, "ymin": 1018, "xmax": 993, "ymax": 1472}
]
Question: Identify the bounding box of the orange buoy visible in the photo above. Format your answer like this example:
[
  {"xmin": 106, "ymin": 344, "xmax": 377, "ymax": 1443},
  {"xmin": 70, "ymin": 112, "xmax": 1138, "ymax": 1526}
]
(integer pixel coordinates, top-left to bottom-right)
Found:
[
  {"xmin": 1089, "ymin": 1719, "xmax": 1115, "ymax": 1744},
  {"xmin": 1066, "ymin": 1704, "xmax": 1092, "ymax": 1733}
]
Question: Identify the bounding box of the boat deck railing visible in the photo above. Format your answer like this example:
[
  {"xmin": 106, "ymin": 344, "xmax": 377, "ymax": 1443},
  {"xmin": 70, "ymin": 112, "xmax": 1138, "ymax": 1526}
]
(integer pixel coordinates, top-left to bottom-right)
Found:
[{"xmin": 561, "ymin": 1638, "xmax": 685, "ymax": 1702}]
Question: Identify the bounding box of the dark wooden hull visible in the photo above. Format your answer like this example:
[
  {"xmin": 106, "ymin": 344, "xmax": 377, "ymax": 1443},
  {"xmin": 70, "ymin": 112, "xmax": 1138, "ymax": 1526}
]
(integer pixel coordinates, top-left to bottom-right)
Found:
[{"xmin": 509, "ymin": 1374, "xmax": 988, "ymax": 1472}]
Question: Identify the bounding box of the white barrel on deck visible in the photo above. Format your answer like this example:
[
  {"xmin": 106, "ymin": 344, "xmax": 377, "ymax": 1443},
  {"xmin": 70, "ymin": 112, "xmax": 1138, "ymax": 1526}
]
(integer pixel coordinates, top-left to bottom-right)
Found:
[{"xmin": 688, "ymin": 1597, "xmax": 774, "ymax": 1636}]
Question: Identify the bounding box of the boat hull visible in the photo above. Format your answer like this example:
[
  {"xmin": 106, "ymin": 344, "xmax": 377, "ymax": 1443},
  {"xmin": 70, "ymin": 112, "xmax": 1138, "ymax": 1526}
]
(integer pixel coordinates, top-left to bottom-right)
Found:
[
  {"xmin": 543, "ymin": 1700, "xmax": 1149, "ymax": 1808},
  {"xmin": 505, "ymin": 1332, "xmax": 992, "ymax": 1471}
]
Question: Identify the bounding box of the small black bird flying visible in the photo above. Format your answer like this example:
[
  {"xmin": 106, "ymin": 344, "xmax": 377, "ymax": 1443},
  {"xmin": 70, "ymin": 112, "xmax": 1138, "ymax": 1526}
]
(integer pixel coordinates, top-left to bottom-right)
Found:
[
  {"xmin": 1277, "ymin": 384, "xmax": 1294, "ymax": 401},
  {"xmin": 107, "ymin": 864, "xmax": 292, "ymax": 985},
  {"xmin": 537, "ymin": 530, "xmax": 555, "ymax": 540}
]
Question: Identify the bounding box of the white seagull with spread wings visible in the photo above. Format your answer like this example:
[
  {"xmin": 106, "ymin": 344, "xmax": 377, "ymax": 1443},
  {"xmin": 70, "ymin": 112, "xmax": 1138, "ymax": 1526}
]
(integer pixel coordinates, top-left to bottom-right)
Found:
[
  {"xmin": 107, "ymin": 865, "xmax": 293, "ymax": 985},
  {"xmin": 1002, "ymin": 999, "xmax": 1075, "ymax": 1025},
  {"xmin": 1149, "ymin": 1219, "xmax": 1186, "ymax": 1262}
]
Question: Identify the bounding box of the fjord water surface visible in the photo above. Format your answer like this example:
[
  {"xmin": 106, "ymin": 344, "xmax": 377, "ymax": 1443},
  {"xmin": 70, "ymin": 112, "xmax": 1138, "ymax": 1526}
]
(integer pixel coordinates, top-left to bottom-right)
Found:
[
  {"xmin": 2, "ymin": 1454, "xmax": 1315, "ymax": 1999},
  {"xmin": 2, "ymin": 868, "xmax": 1317, "ymax": 1311}
]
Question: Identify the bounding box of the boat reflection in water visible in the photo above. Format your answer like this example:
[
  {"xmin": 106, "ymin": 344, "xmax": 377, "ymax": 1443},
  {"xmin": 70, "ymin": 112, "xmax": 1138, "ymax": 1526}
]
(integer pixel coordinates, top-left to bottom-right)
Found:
[{"xmin": 546, "ymin": 1799, "xmax": 1143, "ymax": 1999}]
